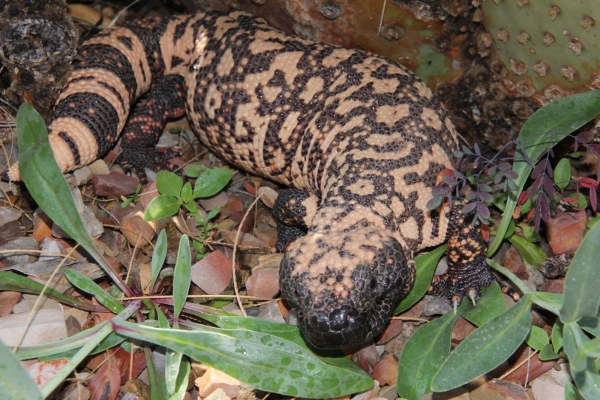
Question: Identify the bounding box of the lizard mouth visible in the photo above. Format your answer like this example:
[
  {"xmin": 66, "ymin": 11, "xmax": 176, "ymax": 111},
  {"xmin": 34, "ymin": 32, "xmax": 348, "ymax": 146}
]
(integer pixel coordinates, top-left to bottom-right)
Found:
[{"xmin": 280, "ymin": 230, "xmax": 413, "ymax": 349}]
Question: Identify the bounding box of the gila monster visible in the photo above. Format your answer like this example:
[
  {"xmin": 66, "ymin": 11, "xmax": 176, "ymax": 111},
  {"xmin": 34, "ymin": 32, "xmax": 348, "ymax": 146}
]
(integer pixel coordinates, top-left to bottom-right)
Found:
[{"xmin": 4, "ymin": 11, "xmax": 498, "ymax": 349}]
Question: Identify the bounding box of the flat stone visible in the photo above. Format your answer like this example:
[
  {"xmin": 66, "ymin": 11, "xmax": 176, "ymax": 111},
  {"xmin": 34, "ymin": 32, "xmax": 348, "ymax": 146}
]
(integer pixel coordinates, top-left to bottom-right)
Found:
[
  {"xmin": 191, "ymin": 250, "xmax": 235, "ymax": 295},
  {"xmin": 469, "ymin": 380, "xmax": 528, "ymax": 400},
  {"xmin": 451, "ymin": 316, "xmax": 477, "ymax": 342},
  {"xmin": 541, "ymin": 279, "xmax": 564, "ymax": 294},
  {"xmin": 384, "ymin": 323, "xmax": 417, "ymax": 358},
  {"xmin": 32, "ymin": 209, "xmax": 53, "ymax": 242},
  {"xmin": 246, "ymin": 268, "xmax": 280, "ymax": 299},
  {"xmin": 39, "ymin": 237, "xmax": 66, "ymax": 261},
  {"xmin": 257, "ymin": 299, "xmax": 285, "ymax": 324},
  {"xmin": 0, "ymin": 309, "xmax": 67, "ymax": 346},
  {"xmin": 58, "ymin": 382, "xmax": 91, "ymax": 400},
  {"xmin": 0, "ymin": 237, "xmax": 39, "ymax": 266},
  {"xmin": 546, "ymin": 209, "xmax": 587, "ymax": 255},
  {"xmin": 200, "ymin": 191, "xmax": 229, "ymax": 211},
  {"xmin": 52, "ymin": 185, "xmax": 104, "ymax": 238},
  {"xmin": 0, "ymin": 291, "xmax": 22, "ymax": 317},
  {"xmin": 531, "ymin": 364, "xmax": 571, "ymax": 400},
  {"xmin": 92, "ymin": 171, "xmax": 140, "ymax": 198},
  {"xmin": 72, "ymin": 165, "xmax": 93, "ymax": 186},
  {"xmin": 28, "ymin": 359, "xmax": 69, "ymax": 388},
  {"xmin": 372, "ymin": 353, "xmax": 398, "ymax": 386},
  {"xmin": 13, "ymin": 294, "xmax": 61, "ymax": 313},
  {"xmin": 138, "ymin": 180, "xmax": 159, "ymax": 209},
  {"xmin": 229, "ymin": 210, "xmax": 255, "ymax": 234},
  {"xmin": 504, "ymin": 245, "xmax": 528, "ymax": 280},
  {"xmin": 195, "ymin": 367, "xmax": 240, "ymax": 398},
  {"xmin": 422, "ymin": 295, "xmax": 452, "ymax": 317},
  {"xmin": 352, "ymin": 343, "xmax": 380, "ymax": 374},
  {"xmin": 121, "ymin": 206, "xmax": 156, "ymax": 247},
  {"xmin": 87, "ymin": 159, "xmax": 110, "ymax": 175},
  {"xmin": 257, "ymin": 186, "xmax": 279, "ymax": 209},
  {"xmin": 0, "ymin": 206, "xmax": 22, "ymax": 226},
  {"xmin": 378, "ymin": 385, "xmax": 398, "ymax": 400},
  {"xmin": 375, "ymin": 319, "xmax": 404, "ymax": 345}
]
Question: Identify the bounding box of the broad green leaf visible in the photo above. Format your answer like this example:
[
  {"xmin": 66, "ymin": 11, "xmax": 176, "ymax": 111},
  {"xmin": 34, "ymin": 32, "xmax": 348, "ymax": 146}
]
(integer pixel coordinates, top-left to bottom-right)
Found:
[
  {"xmin": 567, "ymin": 192, "xmax": 588, "ymax": 209},
  {"xmin": 156, "ymin": 305, "xmax": 170, "ymax": 328},
  {"xmin": 151, "ymin": 230, "xmax": 168, "ymax": 291},
  {"xmin": 508, "ymin": 235, "xmax": 545, "ymax": 269},
  {"xmin": 526, "ymin": 326, "xmax": 549, "ymax": 351},
  {"xmin": 554, "ymin": 158, "xmax": 571, "ymax": 191},
  {"xmin": 206, "ymin": 205, "xmax": 222, "ymax": 222},
  {"xmin": 145, "ymin": 194, "xmax": 181, "ymax": 221},
  {"xmin": 578, "ymin": 316, "xmax": 600, "ymax": 337},
  {"xmin": 563, "ymin": 322, "xmax": 589, "ymax": 372},
  {"xmin": 184, "ymin": 200, "xmax": 197, "ymax": 213},
  {"xmin": 169, "ymin": 357, "xmax": 190, "ymax": 400},
  {"xmin": 564, "ymin": 381, "xmax": 583, "ymax": 400},
  {"xmin": 165, "ymin": 352, "xmax": 184, "ymax": 395},
  {"xmin": 184, "ymin": 164, "xmax": 203, "ymax": 178},
  {"xmin": 0, "ymin": 338, "xmax": 44, "ymax": 400},
  {"xmin": 193, "ymin": 167, "xmax": 233, "ymax": 198},
  {"xmin": 532, "ymin": 292, "xmax": 563, "ymax": 316},
  {"xmin": 432, "ymin": 295, "xmax": 533, "ymax": 392},
  {"xmin": 588, "ymin": 216, "xmax": 600, "ymax": 230},
  {"xmin": 552, "ymin": 320, "xmax": 564, "ymax": 353},
  {"xmin": 16, "ymin": 103, "xmax": 128, "ymax": 295},
  {"xmin": 461, "ymin": 281, "xmax": 507, "ymax": 327},
  {"xmin": 181, "ymin": 182, "xmax": 193, "ymax": 203},
  {"xmin": 156, "ymin": 170, "xmax": 183, "ymax": 197},
  {"xmin": 113, "ymin": 320, "xmax": 372, "ymax": 398},
  {"xmin": 64, "ymin": 269, "xmax": 124, "ymax": 314},
  {"xmin": 488, "ymin": 90, "xmax": 600, "ymax": 255},
  {"xmin": 145, "ymin": 345, "xmax": 168, "ymax": 400},
  {"xmin": 517, "ymin": 223, "xmax": 541, "ymax": 242},
  {"xmin": 486, "ymin": 259, "xmax": 532, "ymax": 295},
  {"xmin": 395, "ymin": 245, "xmax": 446, "ymax": 314},
  {"xmin": 539, "ymin": 344, "xmax": 559, "ymax": 361},
  {"xmin": 397, "ymin": 304, "xmax": 462, "ymax": 400},
  {"xmin": 560, "ymin": 222, "xmax": 600, "ymax": 323},
  {"xmin": 0, "ymin": 271, "xmax": 103, "ymax": 312},
  {"xmin": 580, "ymin": 336, "xmax": 600, "ymax": 358},
  {"xmin": 574, "ymin": 369, "xmax": 600, "ymax": 400},
  {"xmin": 173, "ymin": 235, "xmax": 191, "ymax": 320}
]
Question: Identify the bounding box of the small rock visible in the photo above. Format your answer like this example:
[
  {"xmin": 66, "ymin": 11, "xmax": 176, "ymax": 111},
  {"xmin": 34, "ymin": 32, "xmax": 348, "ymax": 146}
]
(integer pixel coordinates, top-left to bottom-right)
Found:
[
  {"xmin": 0, "ymin": 206, "xmax": 22, "ymax": 226},
  {"xmin": 470, "ymin": 380, "xmax": 528, "ymax": 399},
  {"xmin": 87, "ymin": 159, "xmax": 110, "ymax": 175},
  {"xmin": 541, "ymin": 279, "xmax": 564, "ymax": 294},
  {"xmin": 0, "ymin": 237, "xmax": 39, "ymax": 266},
  {"xmin": 540, "ymin": 254, "xmax": 571, "ymax": 279},
  {"xmin": 52, "ymin": 185, "xmax": 104, "ymax": 238},
  {"xmin": 375, "ymin": 319, "xmax": 404, "ymax": 345},
  {"xmin": 72, "ymin": 166, "xmax": 93, "ymax": 186},
  {"xmin": 221, "ymin": 231, "xmax": 265, "ymax": 249},
  {"xmin": 372, "ymin": 353, "xmax": 398, "ymax": 386},
  {"xmin": 253, "ymin": 224, "xmax": 278, "ymax": 248},
  {"xmin": 546, "ymin": 209, "xmax": 587, "ymax": 255},
  {"xmin": 13, "ymin": 294, "xmax": 61, "ymax": 313},
  {"xmin": 422, "ymin": 295, "xmax": 452, "ymax": 317},
  {"xmin": 229, "ymin": 210, "xmax": 255, "ymax": 233},
  {"xmin": 257, "ymin": 186, "xmax": 279, "ymax": 208},
  {"xmin": 219, "ymin": 196, "xmax": 244, "ymax": 218},
  {"xmin": 0, "ymin": 309, "xmax": 67, "ymax": 346},
  {"xmin": 191, "ymin": 250, "xmax": 236, "ymax": 295},
  {"xmin": 200, "ymin": 191, "xmax": 229, "ymax": 211},
  {"xmin": 378, "ymin": 385, "xmax": 398, "ymax": 400},
  {"xmin": 257, "ymin": 300, "xmax": 285, "ymax": 324},
  {"xmin": 384, "ymin": 323, "xmax": 417, "ymax": 358},
  {"xmin": 138, "ymin": 180, "xmax": 159, "ymax": 209},
  {"xmin": 530, "ymin": 364, "xmax": 571, "ymax": 400},
  {"xmin": 121, "ymin": 206, "xmax": 156, "ymax": 247},
  {"xmin": 205, "ymin": 388, "xmax": 231, "ymax": 400},
  {"xmin": 28, "ymin": 359, "xmax": 69, "ymax": 388},
  {"xmin": 58, "ymin": 382, "xmax": 91, "ymax": 400},
  {"xmin": 451, "ymin": 316, "xmax": 476, "ymax": 342},
  {"xmin": 195, "ymin": 367, "xmax": 241, "ymax": 398},
  {"xmin": 32, "ymin": 209, "xmax": 53, "ymax": 242},
  {"xmin": 246, "ymin": 268, "xmax": 280, "ymax": 299},
  {"xmin": 252, "ymin": 253, "xmax": 284, "ymax": 271},
  {"xmin": 0, "ymin": 291, "xmax": 21, "ymax": 317},
  {"xmin": 122, "ymin": 379, "xmax": 151, "ymax": 400},
  {"xmin": 434, "ymin": 256, "xmax": 449, "ymax": 275},
  {"xmin": 92, "ymin": 171, "xmax": 140, "ymax": 198},
  {"xmin": 39, "ymin": 237, "xmax": 66, "ymax": 261},
  {"xmin": 504, "ymin": 245, "xmax": 528, "ymax": 280},
  {"xmin": 352, "ymin": 343, "xmax": 380, "ymax": 374}
]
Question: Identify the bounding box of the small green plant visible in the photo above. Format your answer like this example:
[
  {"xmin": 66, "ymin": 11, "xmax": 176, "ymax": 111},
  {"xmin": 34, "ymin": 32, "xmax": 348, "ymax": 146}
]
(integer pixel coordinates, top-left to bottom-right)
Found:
[
  {"xmin": 144, "ymin": 166, "xmax": 232, "ymax": 259},
  {"xmin": 121, "ymin": 183, "xmax": 142, "ymax": 208}
]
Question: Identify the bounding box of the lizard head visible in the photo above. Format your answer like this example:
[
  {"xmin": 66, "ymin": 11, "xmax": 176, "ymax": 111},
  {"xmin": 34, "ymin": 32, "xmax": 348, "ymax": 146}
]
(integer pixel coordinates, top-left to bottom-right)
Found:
[{"xmin": 280, "ymin": 226, "xmax": 414, "ymax": 349}]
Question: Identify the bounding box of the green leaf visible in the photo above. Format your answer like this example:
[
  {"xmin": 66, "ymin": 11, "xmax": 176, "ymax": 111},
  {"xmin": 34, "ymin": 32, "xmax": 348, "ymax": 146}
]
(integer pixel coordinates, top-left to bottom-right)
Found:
[
  {"xmin": 554, "ymin": 158, "xmax": 571, "ymax": 191},
  {"xmin": 578, "ymin": 316, "xmax": 600, "ymax": 337},
  {"xmin": 145, "ymin": 345, "xmax": 169, "ymax": 400},
  {"xmin": 508, "ymin": 235, "xmax": 546, "ymax": 269},
  {"xmin": 173, "ymin": 235, "xmax": 191, "ymax": 320},
  {"xmin": 567, "ymin": 192, "xmax": 588, "ymax": 209},
  {"xmin": 156, "ymin": 170, "xmax": 183, "ymax": 197},
  {"xmin": 564, "ymin": 381, "xmax": 583, "ymax": 400},
  {"xmin": 539, "ymin": 344, "xmax": 560, "ymax": 361},
  {"xmin": 532, "ymin": 292, "xmax": 563, "ymax": 316},
  {"xmin": 64, "ymin": 269, "xmax": 124, "ymax": 314},
  {"xmin": 397, "ymin": 304, "xmax": 462, "ymax": 400},
  {"xmin": 580, "ymin": 336, "xmax": 600, "ymax": 358},
  {"xmin": 0, "ymin": 338, "xmax": 44, "ymax": 400},
  {"xmin": 193, "ymin": 167, "xmax": 233, "ymax": 198},
  {"xmin": 145, "ymin": 194, "xmax": 182, "ymax": 221},
  {"xmin": 552, "ymin": 320, "xmax": 564, "ymax": 353},
  {"xmin": 184, "ymin": 165, "xmax": 204, "ymax": 178},
  {"xmin": 486, "ymin": 259, "xmax": 532, "ymax": 295},
  {"xmin": 431, "ymin": 295, "xmax": 533, "ymax": 392},
  {"xmin": 168, "ymin": 357, "xmax": 190, "ymax": 400},
  {"xmin": 395, "ymin": 245, "xmax": 446, "ymax": 314},
  {"xmin": 0, "ymin": 271, "xmax": 103, "ymax": 312},
  {"xmin": 16, "ymin": 103, "xmax": 129, "ymax": 296},
  {"xmin": 517, "ymin": 223, "xmax": 541, "ymax": 242},
  {"xmin": 526, "ymin": 326, "xmax": 549, "ymax": 351},
  {"xmin": 184, "ymin": 200, "xmax": 197, "ymax": 213},
  {"xmin": 165, "ymin": 352, "xmax": 184, "ymax": 395},
  {"xmin": 113, "ymin": 320, "xmax": 372, "ymax": 398},
  {"xmin": 181, "ymin": 182, "xmax": 193, "ymax": 203},
  {"xmin": 151, "ymin": 230, "xmax": 167, "ymax": 291},
  {"xmin": 560, "ymin": 222, "xmax": 600, "ymax": 323},
  {"xmin": 205, "ymin": 206, "xmax": 222, "ymax": 223},
  {"xmin": 461, "ymin": 281, "xmax": 507, "ymax": 327},
  {"xmin": 563, "ymin": 322, "xmax": 589, "ymax": 372},
  {"xmin": 588, "ymin": 216, "xmax": 600, "ymax": 230},
  {"xmin": 488, "ymin": 90, "xmax": 600, "ymax": 256}
]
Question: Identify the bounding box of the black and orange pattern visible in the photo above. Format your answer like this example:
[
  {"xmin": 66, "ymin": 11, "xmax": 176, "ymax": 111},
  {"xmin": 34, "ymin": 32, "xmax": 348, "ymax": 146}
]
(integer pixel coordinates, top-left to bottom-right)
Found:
[{"xmin": 5, "ymin": 12, "xmax": 498, "ymax": 349}]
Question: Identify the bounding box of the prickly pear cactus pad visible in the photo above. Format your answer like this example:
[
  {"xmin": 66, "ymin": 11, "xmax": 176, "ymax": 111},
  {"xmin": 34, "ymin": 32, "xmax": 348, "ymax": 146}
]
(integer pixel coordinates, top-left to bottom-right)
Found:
[{"xmin": 481, "ymin": 0, "xmax": 600, "ymax": 92}]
